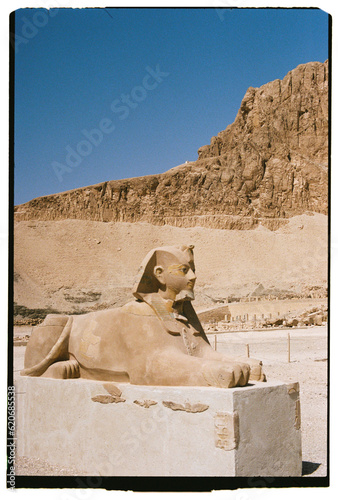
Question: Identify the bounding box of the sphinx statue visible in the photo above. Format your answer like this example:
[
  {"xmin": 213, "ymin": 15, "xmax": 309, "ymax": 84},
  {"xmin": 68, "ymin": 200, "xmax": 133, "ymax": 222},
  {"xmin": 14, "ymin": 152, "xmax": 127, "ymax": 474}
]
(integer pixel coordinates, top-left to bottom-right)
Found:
[{"xmin": 21, "ymin": 245, "xmax": 266, "ymax": 387}]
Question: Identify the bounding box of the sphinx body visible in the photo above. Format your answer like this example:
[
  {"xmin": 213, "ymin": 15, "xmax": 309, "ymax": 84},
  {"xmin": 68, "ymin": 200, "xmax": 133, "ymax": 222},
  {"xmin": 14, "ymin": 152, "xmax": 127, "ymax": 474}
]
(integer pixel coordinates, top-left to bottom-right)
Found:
[{"xmin": 21, "ymin": 245, "xmax": 265, "ymax": 388}]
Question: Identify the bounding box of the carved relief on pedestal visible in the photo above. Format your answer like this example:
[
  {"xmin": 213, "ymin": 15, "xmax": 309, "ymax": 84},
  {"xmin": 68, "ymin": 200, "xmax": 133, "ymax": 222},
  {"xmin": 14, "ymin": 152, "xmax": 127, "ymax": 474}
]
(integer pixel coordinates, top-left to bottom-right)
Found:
[{"xmin": 214, "ymin": 411, "xmax": 239, "ymax": 451}]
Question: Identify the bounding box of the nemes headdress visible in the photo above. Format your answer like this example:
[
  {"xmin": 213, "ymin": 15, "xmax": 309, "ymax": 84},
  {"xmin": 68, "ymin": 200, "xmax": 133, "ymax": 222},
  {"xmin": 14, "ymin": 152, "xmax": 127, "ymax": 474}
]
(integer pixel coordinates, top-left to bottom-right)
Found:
[
  {"xmin": 132, "ymin": 245, "xmax": 194, "ymax": 298},
  {"xmin": 132, "ymin": 245, "xmax": 196, "ymax": 334}
]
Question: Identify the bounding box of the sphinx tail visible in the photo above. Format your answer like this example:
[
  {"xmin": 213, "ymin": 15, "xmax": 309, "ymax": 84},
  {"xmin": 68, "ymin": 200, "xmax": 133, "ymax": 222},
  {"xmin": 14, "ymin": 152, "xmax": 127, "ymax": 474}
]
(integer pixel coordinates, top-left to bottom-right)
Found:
[{"xmin": 20, "ymin": 315, "xmax": 73, "ymax": 377}]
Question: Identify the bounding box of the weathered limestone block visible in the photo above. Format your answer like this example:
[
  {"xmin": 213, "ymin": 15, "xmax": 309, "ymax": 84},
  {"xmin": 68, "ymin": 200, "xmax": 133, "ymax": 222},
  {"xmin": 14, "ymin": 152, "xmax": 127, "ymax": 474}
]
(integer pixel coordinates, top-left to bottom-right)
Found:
[{"xmin": 15, "ymin": 377, "xmax": 302, "ymax": 476}]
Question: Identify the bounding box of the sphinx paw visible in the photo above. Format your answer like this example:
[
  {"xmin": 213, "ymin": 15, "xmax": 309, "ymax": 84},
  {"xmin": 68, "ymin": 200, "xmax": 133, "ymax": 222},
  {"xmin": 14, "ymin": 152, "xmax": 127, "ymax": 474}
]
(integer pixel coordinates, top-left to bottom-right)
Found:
[
  {"xmin": 202, "ymin": 361, "xmax": 250, "ymax": 388},
  {"xmin": 42, "ymin": 360, "xmax": 80, "ymax": 379},
  {"xmin": 237, "ymin": 357, "xmax": 266, "ymax": 382}
]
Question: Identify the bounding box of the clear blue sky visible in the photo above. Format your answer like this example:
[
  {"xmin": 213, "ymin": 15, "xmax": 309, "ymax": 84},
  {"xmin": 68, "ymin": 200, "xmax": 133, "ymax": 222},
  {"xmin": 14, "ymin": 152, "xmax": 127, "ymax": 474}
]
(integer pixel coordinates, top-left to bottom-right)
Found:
[{"xmin": 14, "ymin": 7, "xmax": 329, "ymax": 205}]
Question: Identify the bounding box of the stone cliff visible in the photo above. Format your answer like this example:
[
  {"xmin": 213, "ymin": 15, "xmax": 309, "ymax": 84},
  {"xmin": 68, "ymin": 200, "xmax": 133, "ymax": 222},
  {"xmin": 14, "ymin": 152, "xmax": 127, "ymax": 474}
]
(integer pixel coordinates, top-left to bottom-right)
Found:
[{"xmin": 14, "ymin": 60, "xmax": 328, "ymax": 230}]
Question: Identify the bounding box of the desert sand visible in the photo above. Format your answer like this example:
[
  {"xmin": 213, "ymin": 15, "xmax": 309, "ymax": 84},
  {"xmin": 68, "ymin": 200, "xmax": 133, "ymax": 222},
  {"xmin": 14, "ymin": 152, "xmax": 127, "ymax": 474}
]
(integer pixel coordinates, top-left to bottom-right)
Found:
[{"xmin": 14, "ymin": 212, "xmax": 327, "ymax": 320}]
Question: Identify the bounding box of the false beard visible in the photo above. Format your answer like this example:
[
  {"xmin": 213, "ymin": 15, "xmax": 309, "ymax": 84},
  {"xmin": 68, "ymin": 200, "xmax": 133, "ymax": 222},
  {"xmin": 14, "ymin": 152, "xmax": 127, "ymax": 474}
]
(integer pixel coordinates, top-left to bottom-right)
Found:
[{"xmin": 174, "ymin": 289, "xmax": 195, "ymax": 303}]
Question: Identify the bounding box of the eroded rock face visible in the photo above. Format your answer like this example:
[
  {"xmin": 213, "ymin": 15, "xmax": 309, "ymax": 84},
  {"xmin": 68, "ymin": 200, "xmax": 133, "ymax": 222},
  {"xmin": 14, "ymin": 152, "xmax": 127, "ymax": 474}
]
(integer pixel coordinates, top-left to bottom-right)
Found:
[
  {"xmin": 197, "ymin": 60, "xmax": 328, "ymax": 219},
  {"xmin": 14, "ymin": 60, "xmax": 328, "ymax": 229}
]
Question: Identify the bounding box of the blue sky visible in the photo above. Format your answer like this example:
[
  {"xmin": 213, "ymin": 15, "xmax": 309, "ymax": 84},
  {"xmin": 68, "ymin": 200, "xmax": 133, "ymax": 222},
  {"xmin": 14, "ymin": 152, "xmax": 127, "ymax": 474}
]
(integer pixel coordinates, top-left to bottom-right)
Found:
[{"xmin": 14, "ymin": 7, "xmax": 329, "ymax": 205}]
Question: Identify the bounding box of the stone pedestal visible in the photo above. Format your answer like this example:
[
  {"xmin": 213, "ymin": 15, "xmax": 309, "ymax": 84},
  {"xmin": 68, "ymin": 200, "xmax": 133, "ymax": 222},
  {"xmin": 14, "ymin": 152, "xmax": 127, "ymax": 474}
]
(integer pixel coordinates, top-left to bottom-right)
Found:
[{"xmin": 15, "ymin": 377, "xmax": 302, "ymax": 476}]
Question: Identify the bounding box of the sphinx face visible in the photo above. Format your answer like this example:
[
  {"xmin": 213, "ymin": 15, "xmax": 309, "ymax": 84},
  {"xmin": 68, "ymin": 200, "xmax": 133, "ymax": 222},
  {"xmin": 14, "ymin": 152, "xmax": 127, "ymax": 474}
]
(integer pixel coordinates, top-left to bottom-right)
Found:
[
  {"xmin": 165, "ymin": 261, "xmax": 196, "ymax": 301},
  {"xmin": 154, "ymin": 252, "xmax": 197, "ymax": 302}
]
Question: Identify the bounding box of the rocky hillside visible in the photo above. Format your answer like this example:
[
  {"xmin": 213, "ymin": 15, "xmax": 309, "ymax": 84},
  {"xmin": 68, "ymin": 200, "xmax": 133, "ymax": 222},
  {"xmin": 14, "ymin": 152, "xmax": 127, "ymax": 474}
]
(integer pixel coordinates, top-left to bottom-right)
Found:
[{"xmin": 14, "ymin": 60, "xmax": 328, "ymax": 230}]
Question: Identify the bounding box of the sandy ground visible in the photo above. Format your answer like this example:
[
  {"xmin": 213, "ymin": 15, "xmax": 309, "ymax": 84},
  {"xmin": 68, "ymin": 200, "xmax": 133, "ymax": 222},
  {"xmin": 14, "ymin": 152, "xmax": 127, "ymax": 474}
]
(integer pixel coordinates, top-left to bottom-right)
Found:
[
  {"xmin": 12, "ymin": 325, "xmax": 328, "ymax": 477},
  {"xmin": 14, "ymin": 213, "xmax": 328, "ymax": 314}
]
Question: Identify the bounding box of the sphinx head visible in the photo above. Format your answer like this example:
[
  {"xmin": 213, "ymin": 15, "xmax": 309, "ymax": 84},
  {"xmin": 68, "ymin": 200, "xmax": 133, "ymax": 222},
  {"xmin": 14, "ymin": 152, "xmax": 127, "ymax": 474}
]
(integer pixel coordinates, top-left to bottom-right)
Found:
[{"xmin": 133, "ymin": 245, "xmax": 196, "ymax": 303}]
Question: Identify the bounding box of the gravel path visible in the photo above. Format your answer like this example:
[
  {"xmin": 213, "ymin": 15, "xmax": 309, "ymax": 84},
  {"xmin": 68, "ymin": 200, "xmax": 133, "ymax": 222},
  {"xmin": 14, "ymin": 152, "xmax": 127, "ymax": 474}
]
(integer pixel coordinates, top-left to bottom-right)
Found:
[{"xmin": 13, "ymin": 326, "xmax": 327, "ymax": 477}]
